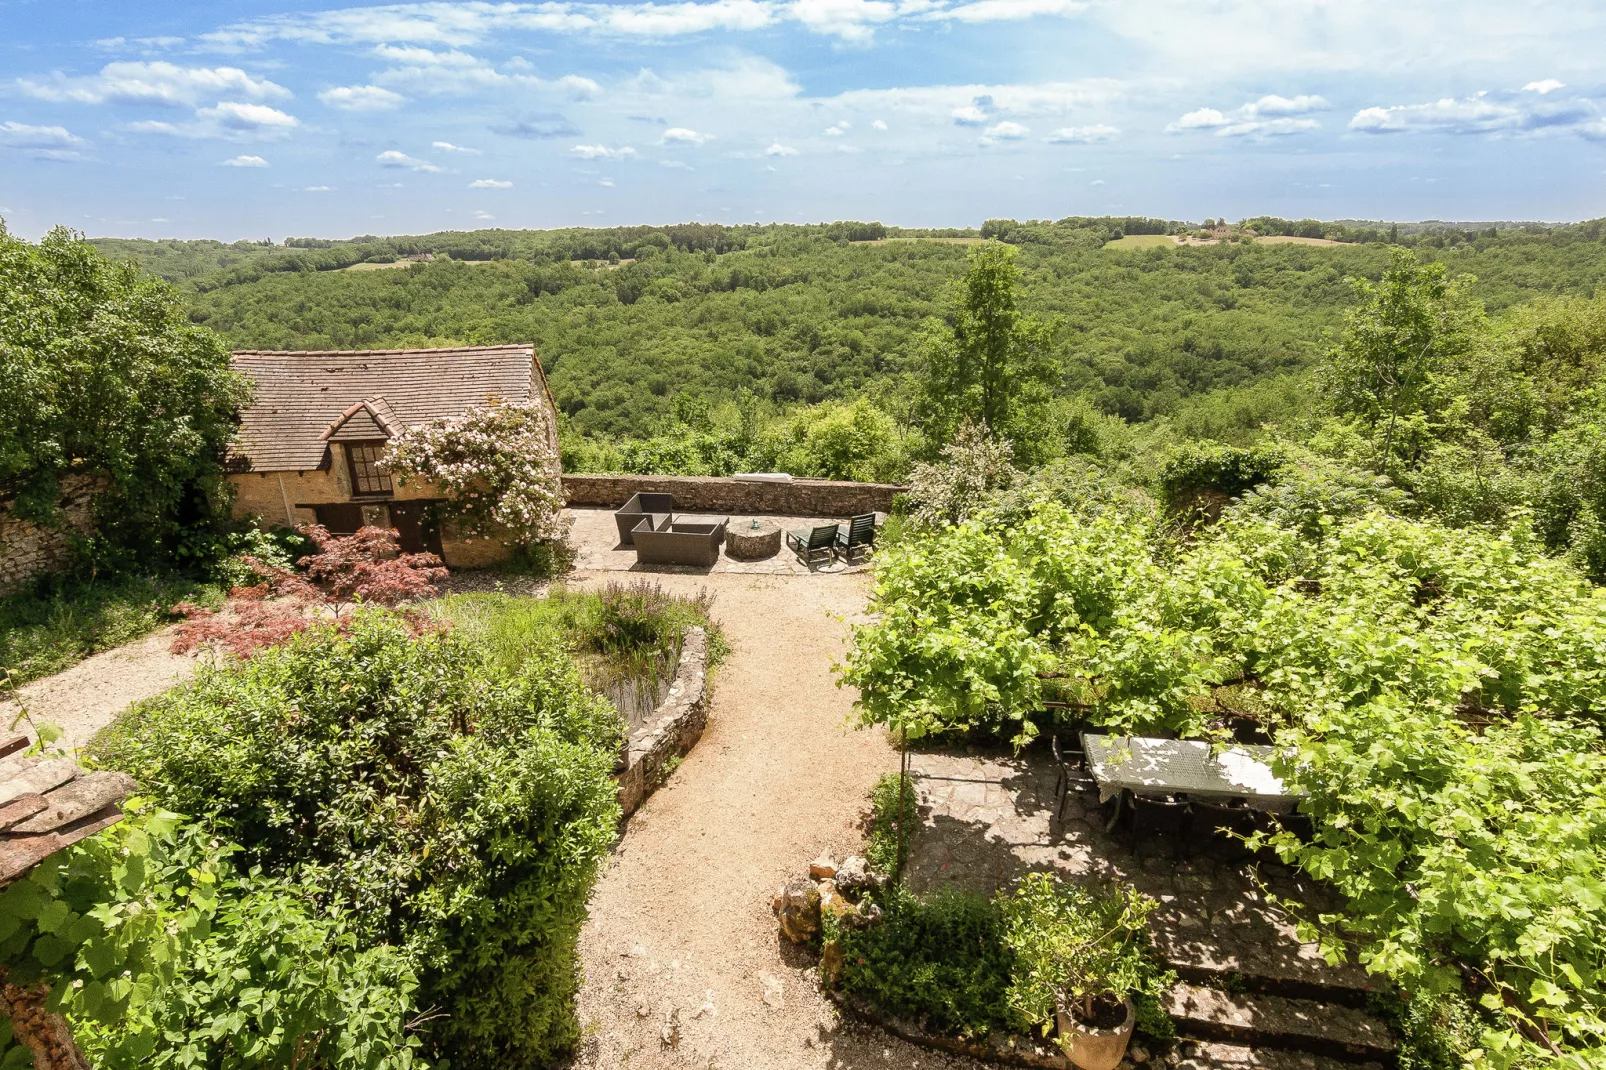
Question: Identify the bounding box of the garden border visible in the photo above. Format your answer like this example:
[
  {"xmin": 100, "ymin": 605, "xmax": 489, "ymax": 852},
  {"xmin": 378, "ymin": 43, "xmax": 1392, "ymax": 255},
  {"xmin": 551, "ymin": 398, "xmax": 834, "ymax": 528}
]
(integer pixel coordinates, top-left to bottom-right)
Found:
[
  {"xmin": 614, "ymin": 625, "xmax": 709, "ymax": 820},
  {"xmin": 826, "ymin": 988, "xmax": 1073, "ymax": 1069}
]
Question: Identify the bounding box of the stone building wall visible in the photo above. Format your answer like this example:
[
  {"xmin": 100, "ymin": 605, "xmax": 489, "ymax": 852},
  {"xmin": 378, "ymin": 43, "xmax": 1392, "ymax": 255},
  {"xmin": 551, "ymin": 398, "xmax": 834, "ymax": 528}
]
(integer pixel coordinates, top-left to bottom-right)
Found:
[
  {"xmin": 228, "ymin": 448, "xmax": 508, "ymax": 568},
  {"xmin": 562, "ymin": 473, "xmax": 904, "ymax": 517},
  {"xmin": 0, "ymin": 476, "xmax": 101, "ymax": 597}
]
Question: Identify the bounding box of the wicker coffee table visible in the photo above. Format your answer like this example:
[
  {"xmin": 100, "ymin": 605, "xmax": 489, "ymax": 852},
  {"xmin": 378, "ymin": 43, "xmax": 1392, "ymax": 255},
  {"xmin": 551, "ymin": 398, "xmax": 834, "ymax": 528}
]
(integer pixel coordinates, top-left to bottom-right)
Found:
[{"xmin": 725, "ymin": 518, "xmax": 782, "ymax": 560}]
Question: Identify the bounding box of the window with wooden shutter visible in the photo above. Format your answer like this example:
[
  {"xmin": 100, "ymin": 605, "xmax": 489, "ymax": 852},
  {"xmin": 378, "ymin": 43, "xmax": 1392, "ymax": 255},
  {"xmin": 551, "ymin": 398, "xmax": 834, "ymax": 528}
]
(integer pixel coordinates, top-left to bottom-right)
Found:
[{"xmin": 346, "ymin": 442, "xmax": 394, "ymax": 496}]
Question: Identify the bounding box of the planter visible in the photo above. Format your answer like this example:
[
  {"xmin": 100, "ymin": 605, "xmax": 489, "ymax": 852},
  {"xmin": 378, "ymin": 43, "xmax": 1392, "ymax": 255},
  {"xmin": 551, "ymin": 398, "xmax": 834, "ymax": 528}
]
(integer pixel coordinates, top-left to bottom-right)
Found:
[{"xmin": 1055, "ymin": 997, "xmax": 1134, "ymax": 1070}]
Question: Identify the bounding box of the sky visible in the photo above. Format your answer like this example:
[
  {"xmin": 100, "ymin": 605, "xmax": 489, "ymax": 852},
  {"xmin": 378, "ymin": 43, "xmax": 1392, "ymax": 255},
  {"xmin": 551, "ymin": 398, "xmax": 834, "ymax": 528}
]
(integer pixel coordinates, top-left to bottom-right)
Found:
[{"xmin": 2, "ymin": 0, "xmax": 1605, "ymax": 240}]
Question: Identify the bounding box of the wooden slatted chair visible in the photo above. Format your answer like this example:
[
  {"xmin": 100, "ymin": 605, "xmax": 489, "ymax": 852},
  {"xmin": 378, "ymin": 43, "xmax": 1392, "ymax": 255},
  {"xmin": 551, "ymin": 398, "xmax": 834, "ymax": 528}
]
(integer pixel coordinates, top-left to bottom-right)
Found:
[
  {"xmin": 786, "ymin": 523, "xmax": 839, "ymax": 565},
  {"xmin": 835, "ymin": 513, "xmax": 877, "ymax": 563}
]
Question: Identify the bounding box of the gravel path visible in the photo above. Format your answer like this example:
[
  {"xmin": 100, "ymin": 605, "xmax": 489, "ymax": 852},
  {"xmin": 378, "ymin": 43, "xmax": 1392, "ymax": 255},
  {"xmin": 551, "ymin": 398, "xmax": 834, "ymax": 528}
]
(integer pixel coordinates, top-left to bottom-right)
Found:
[
  {"xmin": 1, "ymin": 626, "xmax": 197, "ymax": 750},
  {"xmin": 568, "ymin": 570, "xmax": 993, "ymax": 1070}
]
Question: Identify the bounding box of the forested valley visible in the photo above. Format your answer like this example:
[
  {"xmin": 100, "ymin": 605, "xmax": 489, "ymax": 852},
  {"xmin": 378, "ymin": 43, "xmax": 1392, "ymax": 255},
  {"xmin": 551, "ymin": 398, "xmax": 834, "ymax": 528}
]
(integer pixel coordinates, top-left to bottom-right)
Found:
[{"xmin": 89, "ymin": 216, "xmax": 1606, "ymax": 577}]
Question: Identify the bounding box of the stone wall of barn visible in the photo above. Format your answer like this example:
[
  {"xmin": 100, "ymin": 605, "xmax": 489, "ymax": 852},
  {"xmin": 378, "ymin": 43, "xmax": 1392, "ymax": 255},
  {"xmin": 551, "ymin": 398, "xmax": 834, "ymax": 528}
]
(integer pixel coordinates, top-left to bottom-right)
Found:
[{"xmin": 0, "ymin": 476, "xmax": 101, "ymax": 597}]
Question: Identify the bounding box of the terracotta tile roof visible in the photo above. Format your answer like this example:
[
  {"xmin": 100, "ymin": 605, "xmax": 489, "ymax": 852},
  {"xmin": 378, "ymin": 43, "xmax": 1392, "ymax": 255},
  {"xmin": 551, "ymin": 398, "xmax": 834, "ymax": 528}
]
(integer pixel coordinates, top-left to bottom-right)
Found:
[{"xmin": 230, "ymin": 344, "xmax": 552, "ymax": 472}]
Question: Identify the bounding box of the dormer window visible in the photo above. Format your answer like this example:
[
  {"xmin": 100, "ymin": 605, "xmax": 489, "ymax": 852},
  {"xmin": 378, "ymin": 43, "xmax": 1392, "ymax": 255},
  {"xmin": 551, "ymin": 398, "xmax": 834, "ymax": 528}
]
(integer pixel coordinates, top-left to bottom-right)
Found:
[{"xmin": 346, "ymin": 441, "xmax": 393, "ymax": 496}]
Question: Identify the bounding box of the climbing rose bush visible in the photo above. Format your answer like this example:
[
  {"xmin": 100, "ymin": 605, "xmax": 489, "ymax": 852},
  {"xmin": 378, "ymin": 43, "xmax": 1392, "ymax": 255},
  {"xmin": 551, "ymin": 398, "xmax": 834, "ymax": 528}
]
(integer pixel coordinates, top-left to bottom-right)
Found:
[{"xmin": 382, "ymin": 399, "xmax": 565, "ymax": 545}]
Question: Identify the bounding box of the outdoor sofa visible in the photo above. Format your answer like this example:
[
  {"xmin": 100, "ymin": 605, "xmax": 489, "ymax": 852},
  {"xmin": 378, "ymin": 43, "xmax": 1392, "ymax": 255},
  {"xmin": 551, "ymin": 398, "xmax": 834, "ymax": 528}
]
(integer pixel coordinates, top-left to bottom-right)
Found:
[
  {"xmin": 615, "ymin": 492, "xmax": 675, "ymax": 546},
  {"xmin": 632, "ymin": 515, "xmax": 728, "ymax": 568}
]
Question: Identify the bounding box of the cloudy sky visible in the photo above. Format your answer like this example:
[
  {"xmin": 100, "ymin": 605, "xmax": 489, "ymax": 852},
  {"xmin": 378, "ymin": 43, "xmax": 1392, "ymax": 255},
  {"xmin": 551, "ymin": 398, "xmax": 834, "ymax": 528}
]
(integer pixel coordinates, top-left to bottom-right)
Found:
[{"xmin": 2, "ymin": 0, "xmax": 1604, "ymax": 240}]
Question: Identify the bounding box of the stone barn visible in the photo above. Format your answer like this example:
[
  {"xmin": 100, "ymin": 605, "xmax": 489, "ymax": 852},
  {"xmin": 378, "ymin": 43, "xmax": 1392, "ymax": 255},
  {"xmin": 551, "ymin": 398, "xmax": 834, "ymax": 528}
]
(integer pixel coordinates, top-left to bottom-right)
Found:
[{"xmin": 226, "ymin": 344, "xmax": 558, "ymax": 568}]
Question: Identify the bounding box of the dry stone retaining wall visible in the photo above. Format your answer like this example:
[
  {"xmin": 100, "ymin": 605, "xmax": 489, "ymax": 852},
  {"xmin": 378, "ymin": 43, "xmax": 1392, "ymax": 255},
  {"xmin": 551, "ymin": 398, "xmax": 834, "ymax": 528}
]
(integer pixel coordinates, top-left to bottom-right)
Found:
[
  {"xmin": 0, "ymin": 477, "xmax": 100, "ymax": 597},
  {"xmin": 563, "ymin": 474, "xmax": 903, "ymax": 517},
  {"xmin": 615, "ymin": 625, "xmax": 709, "ymax": 820}
]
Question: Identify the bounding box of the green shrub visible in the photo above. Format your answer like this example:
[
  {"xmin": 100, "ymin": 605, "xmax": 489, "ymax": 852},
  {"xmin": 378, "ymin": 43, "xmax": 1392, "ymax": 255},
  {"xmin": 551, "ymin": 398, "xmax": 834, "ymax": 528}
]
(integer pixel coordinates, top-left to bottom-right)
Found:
[
  {"xmin": 0, "ymin": 225, "xmax": 250, "ymax": 565},
  {"xmin": 831, "ymin": 876, "xmax": 1171, "ymax": 1044},
  {"xmin": 92, "ymin": 609, "xmax": 621, "ymax": 1068},
  {"xmin": 0, "ymin": 803, "xmax": 422, "ymax": 1070},
  {"xmin": 832, "ymin": 886, "xmax": 1014, "ymax": 1039},
  {"xmin": 1000, "ymin": 875, "xmax": 1173, "ymax": 1041},
  {"xmin": 0, "ymin": 572, "xmax": 222, "ymax": 686},
  {"xmin": 1156, "ymin": 441, "xmax": 1289, "ymax": 515},
  {"xmin": 866, "ymin": 772, "xmax": 918, "ymax": 877}
]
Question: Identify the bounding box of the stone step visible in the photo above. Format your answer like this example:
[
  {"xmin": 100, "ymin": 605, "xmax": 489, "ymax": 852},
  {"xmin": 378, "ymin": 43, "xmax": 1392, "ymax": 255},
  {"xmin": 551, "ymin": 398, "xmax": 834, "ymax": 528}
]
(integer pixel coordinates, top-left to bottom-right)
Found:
[
  {"xmin": 1173, "ymin": 1040, "xmax": 1385, "ymax": 1070},
  {"xmin": 1150, "ymin": 913, "xmax": 1381, "ymax": 1006},
  {"xmin": 1165, "ymin": 984, "xmax": 1395, "ymax": 1063}
]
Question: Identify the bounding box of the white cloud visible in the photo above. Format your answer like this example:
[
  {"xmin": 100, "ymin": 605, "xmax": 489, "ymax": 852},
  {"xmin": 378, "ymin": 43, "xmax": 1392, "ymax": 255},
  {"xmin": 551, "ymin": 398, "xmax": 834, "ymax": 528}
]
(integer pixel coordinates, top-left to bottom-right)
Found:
[
  {"xmin": 469, "ymin": 178, "xmax": 513, "ymax": 188},
  {"xmin": 1171, "ymin": 107, "xmax": 1227, "ymax": 130},
  {"xmin": 0, "ymin": 121, "xmax": 84, "ymax": 148},
  {"xmin": 789, "ymin": 0, "xmax": 899, "ymax": 42},
  {"xmin": 202, "ymin": 101, "xmax": 299, "ymax": 130},
  {"xmin": 598, "ymin": 0, "xmax": 775, "ymax": 37},
  {"xmin": 300, "ymin": 185, "xmax": 335, "ymax": 191},
  {"xmin": 473, "ymin": 210, "xmax": 495, "ymax": 219},
  {"xmin": 433, "ymin": 141, "xmax": 481, "ymax": 154},
  {"xmin": 1045, "ymin": 123, "xmax": 1119, "ymax": 143},
  {"xmin": 828, "ymin": 81, "xmax": 1121, "ymax": 123},
  {"xmin": 558, "ymin": 74, "xmax": 603, "ymax": 100},
  {"xmin": 662, "ymin": 127, "xmax": 712, "ymax": 145},
  {"xmin": 16, "ymin": 62, "xmax": 289, "ymax": 106},
  {"xmin": 1167, "ymin": 94, "xmax": 1327, "ymax": 136},
  {"xmin": 570, "ymin": 144, "xmax": 637, "ymax": 158},
  {"xmin": 376, "ymin": 149, "xmax": 443, "ymax": 171},
  {"xmin": 872, "ymin": 119, "xmax": 888, "ymax": 130},
  {"xmin": 0, "ymin": 120, "xmax": 86, "ymax": 160},
  {"xmin": 929, "ymin": 0, "xmax": 1085, "ymax": 23},
  {"xmin": 221, "ymin": 153, "xmax": 268, "ymax": 166},
  {"xmin": 983, "ymin": 119, "xmax": 1030, "ymax": 139},
  {"xmin": 599, "ymin": 177, "xmax": 615, "ymax": 186},
  {"xmin": 765, "ymin": 141, "xmax": 799, "ymax": 155},
  {"xmin": 319, "ymin": 84, "xmax": 405, "ymax": 110},
  {"xmin": 952, "ymin": 102, "xmax": 990, "ymax": 125},
  {"xmin": 1524, "ymin": 79, "xmax": 1565, "ymax": 94},
  {"xmin": 206, "ymin": 0, "xmax": 779, "ymax": 48},
  {"xmin": 125, "ymin": 101, "xmax": 299, "ymax": 141},
  {"xmin": 1349, "ymin": 90, "xmax": 1599, "ymax": 137}
]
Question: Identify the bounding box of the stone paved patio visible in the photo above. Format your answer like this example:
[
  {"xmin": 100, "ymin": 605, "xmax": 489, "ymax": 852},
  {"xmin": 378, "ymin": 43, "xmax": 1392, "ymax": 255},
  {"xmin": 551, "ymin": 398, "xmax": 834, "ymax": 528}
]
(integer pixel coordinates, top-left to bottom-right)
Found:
[
  {"xmin": 905, "ymin": 745, "xmax": 1374, "ymax": 994},
  {"xmin": 566, "ymin": 506, "xmax": 873, "ymax": 577}
]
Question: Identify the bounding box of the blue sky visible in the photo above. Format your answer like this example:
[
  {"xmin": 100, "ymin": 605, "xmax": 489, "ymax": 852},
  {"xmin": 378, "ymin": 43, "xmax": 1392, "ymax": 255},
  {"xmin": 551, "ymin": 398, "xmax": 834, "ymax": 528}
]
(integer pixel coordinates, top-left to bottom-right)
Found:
[{"xmin": 2, "ymin": 0, "xmax": 1605, "ymax": 240}]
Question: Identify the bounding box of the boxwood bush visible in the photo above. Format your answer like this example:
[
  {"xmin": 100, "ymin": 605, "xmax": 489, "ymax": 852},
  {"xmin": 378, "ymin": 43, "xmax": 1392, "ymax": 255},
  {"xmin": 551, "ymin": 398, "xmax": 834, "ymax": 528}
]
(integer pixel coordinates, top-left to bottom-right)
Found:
[{"xmin": 93, "ymin": 608, "xmax": 622, "ymax": 1068}]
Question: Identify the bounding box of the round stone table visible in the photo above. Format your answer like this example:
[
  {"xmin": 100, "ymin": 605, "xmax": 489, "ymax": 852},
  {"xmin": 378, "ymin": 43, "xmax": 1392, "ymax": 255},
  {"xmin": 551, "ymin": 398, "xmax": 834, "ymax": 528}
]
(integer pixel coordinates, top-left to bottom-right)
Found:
[{"xmin": 726, "ymin": 518, "xmax": 782, "ymax": 560}]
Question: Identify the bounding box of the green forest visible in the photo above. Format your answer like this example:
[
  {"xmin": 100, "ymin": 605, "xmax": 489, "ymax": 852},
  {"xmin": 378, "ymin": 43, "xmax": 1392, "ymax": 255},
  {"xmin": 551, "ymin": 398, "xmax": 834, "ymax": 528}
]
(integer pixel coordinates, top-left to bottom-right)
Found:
[{"xmin": 91, "ymin": 218, "xmax": 1606, "ymax": 453}]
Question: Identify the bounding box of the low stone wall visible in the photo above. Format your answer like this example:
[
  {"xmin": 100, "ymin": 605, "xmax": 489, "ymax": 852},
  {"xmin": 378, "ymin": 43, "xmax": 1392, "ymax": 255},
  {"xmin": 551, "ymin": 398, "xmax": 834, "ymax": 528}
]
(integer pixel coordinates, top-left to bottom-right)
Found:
[
  {"xmin": 828, "ymin": 990, "xmax": 1073, "ymax": 1069},
  {"xmin": 615, "ymin": 626, "xmax": 709, "ymax": 820},
  {"xmin": 563, "ymin": 474, "xmax": 903, "ymax": 518},
  {"xmin": 0, "ymin": 476, "xmax": 100, "ymax": 597}
]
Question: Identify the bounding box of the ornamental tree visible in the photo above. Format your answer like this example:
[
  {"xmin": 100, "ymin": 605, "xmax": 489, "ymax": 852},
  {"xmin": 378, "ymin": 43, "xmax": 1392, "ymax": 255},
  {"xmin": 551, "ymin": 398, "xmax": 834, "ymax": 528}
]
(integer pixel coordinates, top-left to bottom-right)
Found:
[
  {"xmin": 0, "ymin": 225, "xmax": 250, "ymax": 560},
  {"xmin": 382, "ymin": 399, "xmax": 566, "ymax": 545},
  {"xmin": 170, "ymin": 525, "xmax": 446, "ymax": 656}
]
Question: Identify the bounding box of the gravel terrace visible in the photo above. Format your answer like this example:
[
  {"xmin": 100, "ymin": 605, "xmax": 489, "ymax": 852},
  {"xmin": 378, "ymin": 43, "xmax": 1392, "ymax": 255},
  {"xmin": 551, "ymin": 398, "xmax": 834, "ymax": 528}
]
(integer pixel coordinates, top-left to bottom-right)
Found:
[
  {"xmin": 567, "ymin": 569, "xmax": 995, "ymax": 1070},
  {"xmin": 1, "ymin": 627, "xmax": 198, "ymax": 751}
]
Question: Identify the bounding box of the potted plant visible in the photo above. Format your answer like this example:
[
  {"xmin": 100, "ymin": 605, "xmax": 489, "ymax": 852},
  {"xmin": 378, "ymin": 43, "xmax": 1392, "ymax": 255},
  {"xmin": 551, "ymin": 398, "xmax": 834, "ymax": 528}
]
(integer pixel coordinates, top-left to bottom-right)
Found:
[{"xmin": 1002, "ymin": 875, "xmax": 1171, "ymax": 1070}]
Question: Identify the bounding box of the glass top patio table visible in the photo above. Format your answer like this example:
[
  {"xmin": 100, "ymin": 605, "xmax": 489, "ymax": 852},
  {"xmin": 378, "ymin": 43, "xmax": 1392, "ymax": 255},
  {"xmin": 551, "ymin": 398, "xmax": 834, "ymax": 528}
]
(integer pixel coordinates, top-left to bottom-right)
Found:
[{"xmin": 1081, "ymin": 733, "xmax": 1297, "ymax": 813}]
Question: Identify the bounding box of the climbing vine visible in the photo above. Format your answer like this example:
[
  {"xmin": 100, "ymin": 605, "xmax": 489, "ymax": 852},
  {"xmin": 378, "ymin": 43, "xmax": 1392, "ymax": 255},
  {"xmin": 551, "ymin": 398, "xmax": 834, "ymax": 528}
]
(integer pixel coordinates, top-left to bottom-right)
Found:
[
  {"xmin": 843, "ymin": 497, "xmax": 1606, "ymax": 1065},
  {"xmin": 382, "ymin": 399, "xmax": 565, "ymax": 546}
]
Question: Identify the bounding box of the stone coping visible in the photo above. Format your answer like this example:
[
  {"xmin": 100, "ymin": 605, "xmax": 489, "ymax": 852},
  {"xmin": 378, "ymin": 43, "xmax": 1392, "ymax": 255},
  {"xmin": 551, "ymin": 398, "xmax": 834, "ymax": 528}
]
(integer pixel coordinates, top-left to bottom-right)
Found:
[
  {"xmin": 614, "ymin": 626, "xmax": 709, "ymax": 821},
  {"xmin": 563, "ymin": 472, "xmax": 902, "ymax": 517}
]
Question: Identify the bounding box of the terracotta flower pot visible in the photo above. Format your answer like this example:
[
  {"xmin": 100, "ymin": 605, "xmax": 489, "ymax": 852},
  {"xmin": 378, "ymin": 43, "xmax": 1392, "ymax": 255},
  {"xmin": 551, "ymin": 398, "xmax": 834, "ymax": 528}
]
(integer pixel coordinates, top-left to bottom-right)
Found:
[{"xmin": 1055, "ymin": 996, "xmax": 1135, "ymax": 1070}]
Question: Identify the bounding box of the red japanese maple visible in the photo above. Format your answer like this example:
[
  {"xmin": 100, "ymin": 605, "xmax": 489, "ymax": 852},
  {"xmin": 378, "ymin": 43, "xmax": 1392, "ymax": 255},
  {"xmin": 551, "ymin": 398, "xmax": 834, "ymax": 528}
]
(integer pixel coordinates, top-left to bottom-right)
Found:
[{"xmin": 171, "ymin": 525, "xmax": 448, "ymax": 657}]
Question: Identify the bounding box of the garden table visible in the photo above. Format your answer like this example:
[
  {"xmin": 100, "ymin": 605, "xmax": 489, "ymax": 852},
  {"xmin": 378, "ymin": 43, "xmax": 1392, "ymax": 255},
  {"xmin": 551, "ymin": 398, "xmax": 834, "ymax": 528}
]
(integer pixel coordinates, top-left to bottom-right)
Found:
[
  {"xmin": 1081, "ymin": 733, "xmax": 1297, "ymax": 814},
  {"xmin": 726, "ymin": 518, "xmax": 782, "ymax": 560}
]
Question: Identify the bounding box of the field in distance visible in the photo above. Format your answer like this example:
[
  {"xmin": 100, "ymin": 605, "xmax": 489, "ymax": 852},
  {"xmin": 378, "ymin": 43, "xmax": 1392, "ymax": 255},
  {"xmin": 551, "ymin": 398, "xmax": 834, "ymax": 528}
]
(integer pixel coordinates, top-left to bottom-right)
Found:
[{"xmin": 1105, "ymin": 233, "xmax": 1346, "ymax": 250}]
